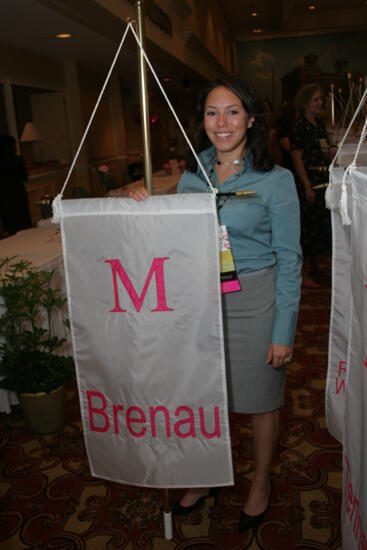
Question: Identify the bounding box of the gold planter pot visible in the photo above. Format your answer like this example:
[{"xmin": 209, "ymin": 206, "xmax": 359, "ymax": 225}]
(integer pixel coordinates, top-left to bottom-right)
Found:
[{"xmin": 18, "ymin": 386, "xmax": 66, "ymax": 434}]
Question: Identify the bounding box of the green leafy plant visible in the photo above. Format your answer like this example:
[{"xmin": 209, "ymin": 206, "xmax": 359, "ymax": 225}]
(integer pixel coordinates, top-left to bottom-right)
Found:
[{"xmin": 0, "ymin": 257, "xmax": 74, "ymax": 393}]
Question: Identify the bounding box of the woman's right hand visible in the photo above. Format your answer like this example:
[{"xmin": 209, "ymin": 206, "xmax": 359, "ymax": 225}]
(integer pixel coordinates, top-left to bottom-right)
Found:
[
  {"xmin": 305, "ymin": 187, "xmax": 316, "ymax": 205},
  {"xmin": 128, "ymin": 187, "xmax": 149, "ymax": 201}
]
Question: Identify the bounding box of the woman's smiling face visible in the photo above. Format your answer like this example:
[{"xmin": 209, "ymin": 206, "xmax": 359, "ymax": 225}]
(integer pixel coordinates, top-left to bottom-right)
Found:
[{"xmin": 204, "ymin": 86, "xmax": 254, "ymax": 158}]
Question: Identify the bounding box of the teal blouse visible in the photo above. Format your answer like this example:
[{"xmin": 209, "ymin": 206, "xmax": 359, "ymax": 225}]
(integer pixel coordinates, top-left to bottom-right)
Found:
[{"xmin": 177, "ymin": 146, "xmax": 303, "ymax": 347}]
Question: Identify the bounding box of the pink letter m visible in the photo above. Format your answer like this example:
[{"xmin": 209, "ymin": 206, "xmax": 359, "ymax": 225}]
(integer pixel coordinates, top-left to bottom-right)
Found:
[{"xmin": 105, "ymin": 258, "xmax": 174, "ymax": 313}]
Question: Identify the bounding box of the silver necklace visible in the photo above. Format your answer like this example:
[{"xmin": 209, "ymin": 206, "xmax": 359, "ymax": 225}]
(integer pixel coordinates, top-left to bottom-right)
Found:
[
  {"xmin": 210, "ymin": 157, "xmax": 245, "ymax": 189},
  {"xmin": 215, "ymin": 158, "xmax": 243, "ymax": 167}
]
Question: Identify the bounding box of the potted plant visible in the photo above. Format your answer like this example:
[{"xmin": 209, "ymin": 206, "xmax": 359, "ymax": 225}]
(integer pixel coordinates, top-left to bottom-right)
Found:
[{"xmin": 0, "ymin": 257, "xmax": 74, "ymax": 433}]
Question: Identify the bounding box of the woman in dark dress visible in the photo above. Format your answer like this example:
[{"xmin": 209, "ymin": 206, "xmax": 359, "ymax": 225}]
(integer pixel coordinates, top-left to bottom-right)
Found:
[
  {"xmin": 290, "ymin": 84, "xmax": 331, "ymax": 288},
  {"xmin": 0, "ymin": 134, "xmax": 32, "ymax": 235},
  {"xmin": 276, "ymin": 102, "xmax": 295, "ymax": 173}
]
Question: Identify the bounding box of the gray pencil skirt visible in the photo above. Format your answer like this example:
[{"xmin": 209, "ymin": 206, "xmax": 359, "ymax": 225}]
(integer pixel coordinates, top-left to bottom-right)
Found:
[{"xmin": 222, "ymin": 265, "xmax": 285, "ymax": 414}]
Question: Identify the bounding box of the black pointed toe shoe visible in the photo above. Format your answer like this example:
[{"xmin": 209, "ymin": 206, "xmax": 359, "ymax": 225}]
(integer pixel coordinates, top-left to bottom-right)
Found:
[
  {"xmin": 239, "ymin": 480, "xmax": 272, "ymax": 532},
  {"xmin": 238, "ymin": 507, "xmax": 267, "ymax": 533},
  {"xmin": 172, "ymin": 487, "xmax": 220, "ymax": 515}
]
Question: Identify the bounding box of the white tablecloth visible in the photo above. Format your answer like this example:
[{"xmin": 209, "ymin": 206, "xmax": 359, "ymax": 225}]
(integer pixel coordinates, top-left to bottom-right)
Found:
[{"xmin": 0, "ymin": 225, "xmax": 69, "ymax": 413}]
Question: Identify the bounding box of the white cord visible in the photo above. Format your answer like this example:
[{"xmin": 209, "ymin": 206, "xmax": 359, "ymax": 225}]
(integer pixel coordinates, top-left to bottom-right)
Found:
[
  {"xmin": 128, "ymin": 24, "xmax": 216, "ymax": 195},
  {"xmin": 326, "ymin": 88, "xmax": 367, "ymax": 212},
  {"xmin": 56, "ymin": 21, "xmax": 216, "ymax": 205},
  {"xmin": 339, "ymin": 109, "xmax": 367, "ymax": 225},
  {"xmin": 338, "ymin": 115, "xmax": 367, "ymax": 226},
  {"xmin": 330, "ymin": 88, "xmax": 367, "ymax": 171},
  {"xmin": 351, "ymin": 115, "xmax": 367, "ymax": 166},
  {"xmin": 58, "ymin": 22, "xmax": 133, "ymax": 199},
  {"xmin": 339, "ymin": 167, "xmax": 352, "ymax": 226}
]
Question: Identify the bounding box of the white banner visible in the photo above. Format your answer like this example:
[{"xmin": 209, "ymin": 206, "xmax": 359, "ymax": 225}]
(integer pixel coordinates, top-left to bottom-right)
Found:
[
  {"xmin": 342, "ymin": 168, "xmax": 367, "ymax": 548},
  {"xmin": 59, "ymin": 194, "xmax": 233, "ymax": 488},
  {"xmin": 325, "ymin": 167, "xmax": 353, "ymax": 443}
]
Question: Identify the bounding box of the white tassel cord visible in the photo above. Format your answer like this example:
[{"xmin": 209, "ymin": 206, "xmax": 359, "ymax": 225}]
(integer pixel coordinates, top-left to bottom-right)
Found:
[
  {"xmin": 351, "ymin": 115, "xmax": 367, "ymax": 166},
  {"xmin": 339, "ymin": 170, "xmax": 352, "ymax": 226},
  {"xmin": 325, "ymin": 182, "xmax": 332, "ymax": 210},
  {"xmin": 52, "ymin": 21, "xmax": 217, "ymax": 222},
  {"xmin": 338, "ymin": 113, "xmax": 367, "ymax": 225},
  {"xmin": 52, "ymin": 22, "xmax": 132, "ymax": 220},
  {"xmin": 327, "ymin": 88, "xmax": 367, "ymax": 211},
  {"xmin": 52, "ymin": 193, "xmax": 63, "ymax": 224},
  {"xmin": 128, "ymin": 24, "xmax": 216, "ymax": 194},
  {"xmin": 330, "ymin": 88, "xmax": 367, "ymax": 171}
]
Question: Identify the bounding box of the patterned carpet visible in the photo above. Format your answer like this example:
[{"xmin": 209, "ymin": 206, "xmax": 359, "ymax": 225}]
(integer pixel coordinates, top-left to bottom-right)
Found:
[{"xmin": 0, "ymin": 260, "xmax": 342, "ymax": 550}]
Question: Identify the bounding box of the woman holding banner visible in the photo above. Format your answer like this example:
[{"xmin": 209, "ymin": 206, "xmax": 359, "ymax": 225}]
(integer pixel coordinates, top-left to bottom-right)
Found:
[{"xmin": 131, "ymin": 78, "xmax": 302, "ymax": 533}]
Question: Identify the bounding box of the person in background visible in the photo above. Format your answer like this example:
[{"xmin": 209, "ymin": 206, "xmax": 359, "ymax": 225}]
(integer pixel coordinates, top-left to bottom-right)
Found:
[
  {"xmin": 290, "ymin": 84, "xmax": 331, "ymax": 288},
  {"xmin": 130, "ymin": 78, "xmax": 302, "ymax": 533},
  {"xmin": 0, "ymin": 134, "xmax": 32, "ymax": 236},
  {"xmin": 265, "ymin": 98, "xmax": 281, "ymax": 163},
  {"xmin": 276, "ymin": 102, "xmax": 295, "ymax": 173}
]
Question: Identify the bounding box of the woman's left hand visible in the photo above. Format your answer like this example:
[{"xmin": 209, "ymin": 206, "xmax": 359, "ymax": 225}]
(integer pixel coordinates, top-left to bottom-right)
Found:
[{"xmin": 267, "ymin": 343, "xmax": 293, "ymax": 368}]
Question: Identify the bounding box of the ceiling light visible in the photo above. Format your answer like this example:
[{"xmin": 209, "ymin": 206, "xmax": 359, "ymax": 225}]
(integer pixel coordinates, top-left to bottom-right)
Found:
[
  {"xmin": 251, "ymin": 11, "xmax": 258, "ymax": 17},
  {"xmin": 308, "ymin": 4, "xmax": 316, "ymax": 10},
  {"xmin": 253, "ymin": 28, "xmax": 262, "ymax": 33},
  {"xmin": 56, "ymin": 33, "xmax": 72, "ymax": 39},
  {"xmin": 163, "ymin": 77, "xmax": 171, "ymax": 82}
]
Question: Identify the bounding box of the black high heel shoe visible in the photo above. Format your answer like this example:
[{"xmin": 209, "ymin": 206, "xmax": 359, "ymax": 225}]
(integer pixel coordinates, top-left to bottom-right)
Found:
[
  {"xmin": 238, "ymin": 507, "xmax": 267, "ymax": 533},
  {"xmin": 238, "ymin": 482, "xmax": 272, "ymax": 533},
  {"xmin": 172, "ymin": 487, "xmax": 220, "ymax": 515}
]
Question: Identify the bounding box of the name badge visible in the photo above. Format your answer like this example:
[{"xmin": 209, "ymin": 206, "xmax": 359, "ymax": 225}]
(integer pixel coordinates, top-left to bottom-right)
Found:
[{"xmin": 219, "ymin": 225, "xmax": 241, "ymax": 294}]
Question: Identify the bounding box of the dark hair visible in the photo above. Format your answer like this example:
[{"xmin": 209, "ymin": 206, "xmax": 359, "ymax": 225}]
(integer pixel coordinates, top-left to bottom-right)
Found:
[
  {"xmin": 295, "ymin": 83, "xmax": 323, "ymax": 114},
  {"xmin": 186, "ymin": 77, "xmax": 274, "ymax": 173}
]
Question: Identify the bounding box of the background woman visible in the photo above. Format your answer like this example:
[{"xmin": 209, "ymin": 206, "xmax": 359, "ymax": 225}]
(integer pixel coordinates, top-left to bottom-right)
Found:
[
  {"xmin": 290, "ymin": 84, "xmax": 331, "ymax": 288},
  {"xmin": 131, "ymin": 78, "xmax": 302, "ymax": 533},
  {"xmin": 276, "ymin": 101, "xmax": 296, "ymax": 173}
]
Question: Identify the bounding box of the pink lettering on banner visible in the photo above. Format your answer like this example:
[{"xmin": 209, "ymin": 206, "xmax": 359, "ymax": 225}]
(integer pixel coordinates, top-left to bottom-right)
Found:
[
  {"xmin": 126, "ymin": 407, "xmax": 147, "ymax": 437},
  {"xmin": 364, "ymin": 358, "xmax": 367, "ymax": 369},
  {"xmin": 174, "ymin": 406, "xmax": 196, "ymax": 438},
  {"xmin": 345, "ymin": 454, "xmax": 367, "ymax": 547},
  {"xmin": 105, "ymin": 258, "xmax": 174, "ymax": 313},
  {"xmin": 86, "ymin": 390, "xmax": 221, "ymax": 440},
  {"xmin": 336, "ymin": 360, "xmax": 347, "ymax": 395},
  {"xmin": 150, "ymin": 406, "xmax": 171, "ymax": 438},
  {"xmin": 113, "ymin": 404, "xmax": 124, "ymax": 434},
  {"xmin": 199, "ymin": 406, "xmax": 221, "ymax": 438},
  {"xmin": 87, "ymin": 390, "xmax": 110, "ymax": 432}
]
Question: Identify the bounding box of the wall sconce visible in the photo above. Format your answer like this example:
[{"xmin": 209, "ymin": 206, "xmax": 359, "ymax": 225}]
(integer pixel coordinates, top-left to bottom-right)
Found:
[{"xmin": 20, "ymin": 121, "xmax": 42, "ymax": 164}]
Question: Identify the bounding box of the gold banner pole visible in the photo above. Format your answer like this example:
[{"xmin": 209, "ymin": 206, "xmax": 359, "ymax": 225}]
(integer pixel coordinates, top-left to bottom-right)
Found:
[
  {"xmin": 135, "ymin": 4, "xmax": 171, "ymax": 537},
  {"xmin": 135, "ymin": 0, "xmax": 153, "ymax": 195},
  {"xmin": 330, "ymin": 83, "xmax": 335, "ymax": 127}
]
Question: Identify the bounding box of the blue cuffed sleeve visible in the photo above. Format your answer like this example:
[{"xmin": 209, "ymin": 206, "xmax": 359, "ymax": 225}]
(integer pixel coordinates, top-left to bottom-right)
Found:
[{"xmin": 268, "ymin": 169, "xmax": 303, "ymax": 346}]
